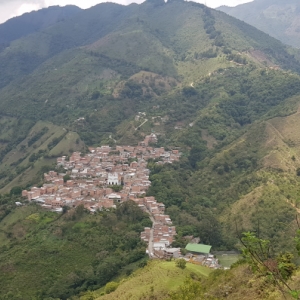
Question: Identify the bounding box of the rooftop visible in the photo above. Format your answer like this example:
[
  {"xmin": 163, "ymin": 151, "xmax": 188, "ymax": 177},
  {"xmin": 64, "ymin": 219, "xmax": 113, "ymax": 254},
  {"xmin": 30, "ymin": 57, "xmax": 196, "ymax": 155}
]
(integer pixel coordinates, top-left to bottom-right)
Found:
[{"xmin": 185, "ymin": 243, "xmax": 212, "ymax": 254}]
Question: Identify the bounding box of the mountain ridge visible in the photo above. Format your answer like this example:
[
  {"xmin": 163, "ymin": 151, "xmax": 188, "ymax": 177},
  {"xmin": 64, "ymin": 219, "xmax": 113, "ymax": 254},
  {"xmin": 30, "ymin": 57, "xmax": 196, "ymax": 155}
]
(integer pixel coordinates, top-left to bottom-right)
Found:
[
  {"xmin": 0, "ymin": 5, "xmax": 81, "ymax": 47},
  {"xmin": 218, "ymin": 0, "xmax": 300, "ymax": 48}
]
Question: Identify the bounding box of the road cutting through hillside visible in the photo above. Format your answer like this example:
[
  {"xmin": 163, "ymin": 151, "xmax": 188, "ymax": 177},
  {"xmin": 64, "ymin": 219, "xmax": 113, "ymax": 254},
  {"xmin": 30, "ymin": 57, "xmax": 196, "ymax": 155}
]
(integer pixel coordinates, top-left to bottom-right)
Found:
[{"xmin": 135, "ymin": 119, "xmax": 148, "ymax": 130}]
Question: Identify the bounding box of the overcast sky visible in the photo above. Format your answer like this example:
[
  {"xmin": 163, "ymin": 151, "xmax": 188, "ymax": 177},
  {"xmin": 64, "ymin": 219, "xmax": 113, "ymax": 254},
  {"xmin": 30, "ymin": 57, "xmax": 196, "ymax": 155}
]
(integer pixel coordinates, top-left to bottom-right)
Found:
[{"xmin": 0, "ymin": 0, "xmax": 252, "ymax": 24}]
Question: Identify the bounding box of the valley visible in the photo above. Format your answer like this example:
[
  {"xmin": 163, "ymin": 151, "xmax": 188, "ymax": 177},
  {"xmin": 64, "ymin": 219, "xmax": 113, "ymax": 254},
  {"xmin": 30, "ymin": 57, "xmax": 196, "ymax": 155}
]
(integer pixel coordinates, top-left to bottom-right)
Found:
[{"xmin": 1, "ymin": 0, "xmax": 300, "ymax": 299}]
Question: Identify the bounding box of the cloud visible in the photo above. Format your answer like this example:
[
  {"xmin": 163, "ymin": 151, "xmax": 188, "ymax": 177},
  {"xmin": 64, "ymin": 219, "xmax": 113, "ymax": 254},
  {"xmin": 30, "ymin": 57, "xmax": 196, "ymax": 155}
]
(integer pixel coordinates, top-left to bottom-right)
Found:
[
  {"xmin": 16, "ymin": 2, "xmax": 44, "ymax": 15},
  {"xmin": 198, "ymin": 0, "xmax": 252, "ymax": 8},
  {"xmin": 0, "ymin": 0, "xmax": 253, "ymax": 24}
]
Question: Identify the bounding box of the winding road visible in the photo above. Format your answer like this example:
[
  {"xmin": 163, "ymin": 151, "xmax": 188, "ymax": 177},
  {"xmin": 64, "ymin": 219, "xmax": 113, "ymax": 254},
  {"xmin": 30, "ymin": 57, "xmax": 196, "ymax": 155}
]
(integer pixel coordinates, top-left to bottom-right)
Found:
[{"xmin": 145, "ymin": 208, "xmax": 158, "ymax": 258}]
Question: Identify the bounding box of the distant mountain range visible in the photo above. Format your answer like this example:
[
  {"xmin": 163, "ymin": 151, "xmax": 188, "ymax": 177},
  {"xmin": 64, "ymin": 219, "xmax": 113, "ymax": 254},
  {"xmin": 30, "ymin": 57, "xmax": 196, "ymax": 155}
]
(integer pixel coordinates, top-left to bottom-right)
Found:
[
  {"xmin": 218, "ymin": 0, "xmax": 300, "ymax": 48},
  {"xmin": 0, "ymin": 5, "xmax": 81, "ymax": 46}
]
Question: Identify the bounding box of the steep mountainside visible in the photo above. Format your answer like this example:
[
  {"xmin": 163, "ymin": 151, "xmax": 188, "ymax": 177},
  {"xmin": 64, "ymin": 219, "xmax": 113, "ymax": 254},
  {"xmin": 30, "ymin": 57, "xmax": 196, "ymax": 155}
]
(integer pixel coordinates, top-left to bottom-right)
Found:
[
  {"xmin": 1, "ymin": 2, "xmax": 300, "ymax": 298},
  {"xmin": 0, "ymin": 5, "xmax": 81, "ymax": 48},
  {"xmin": 1, "ymin": 0, "xmax": 300, "ymax": 192},
  {"xmin": 218, "ymin": 0, "xmax": 300, "ymax": 48}
]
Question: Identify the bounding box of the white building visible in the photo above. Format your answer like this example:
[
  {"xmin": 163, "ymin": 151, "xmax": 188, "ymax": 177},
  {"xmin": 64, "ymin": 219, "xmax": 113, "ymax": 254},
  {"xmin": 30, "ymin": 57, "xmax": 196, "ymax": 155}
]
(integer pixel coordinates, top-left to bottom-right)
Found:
[{"xmin": 107, "ymin": 172, "xmax": 120, "ymax": 185}]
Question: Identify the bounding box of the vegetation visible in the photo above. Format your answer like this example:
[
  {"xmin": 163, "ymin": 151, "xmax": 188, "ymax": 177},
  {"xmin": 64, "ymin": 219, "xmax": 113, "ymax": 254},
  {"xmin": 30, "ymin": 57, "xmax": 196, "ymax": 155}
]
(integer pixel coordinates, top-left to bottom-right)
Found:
[
  {"xmin": 104, "ymin": 282, "xmax": 119, "ymax": 294},
  {"xmin": 176, "ymin": 258, "xmax": 187, "ymax": 269},
  {"xmin": 1, "ymin": 0, "xmax": 300, "ymax": 298},
  {"xmin": 218, "ymin": 0, "xmax": 300, "ymax": 48},
  {"xmin": 90, "ymin": 260, "xmax": 212, "ymax": 300},
  {"xmin": 88, "ymin": 256, "xmax": 300, "ymax": 300},
  {"xmin": 240, "ymin": 231, "xmax": 300, "ymax": 299},
  {"xmin": 0, "ymin": 201, "xmax": 151, "ymax": 299}
]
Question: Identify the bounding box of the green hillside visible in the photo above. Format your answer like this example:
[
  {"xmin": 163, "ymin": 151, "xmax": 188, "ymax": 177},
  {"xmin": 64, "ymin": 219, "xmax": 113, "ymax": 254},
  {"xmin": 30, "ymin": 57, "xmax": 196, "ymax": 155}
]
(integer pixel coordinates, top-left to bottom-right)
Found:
[
  {"xmin": 1, "ymin": 1, "xmax": 300, "ymax": 299},
  {"xmin": 145, "ymin": 68, "xmax": 300, "ymax": 251},
  {"xmin": 0, "ymin": 119, "xmax": 85, "ymax": 193},
  {"xmin": 79, "ymin": 259, "xmax": 300, "ymax": 300},
  {"xmin": 1, "ymin": 0, "xmax": 300, "ymax": 247},
  {"xmin": 218, "ymin": 0, "xmax": 300, "ymax": 48},
  {"xmin": 1, "ymin": 0, "xmax": 299, "ymax": 192},
  {"xmin": 0, "ymin": 5, "xmax": 81, "ymax": 46},
  {"xmin": 90, "ymin": 260, "xmax": 212, "ymax": 300},
  {"xmin": 0, "ymin": 200, "xmax": 151, "ymax": 299}
]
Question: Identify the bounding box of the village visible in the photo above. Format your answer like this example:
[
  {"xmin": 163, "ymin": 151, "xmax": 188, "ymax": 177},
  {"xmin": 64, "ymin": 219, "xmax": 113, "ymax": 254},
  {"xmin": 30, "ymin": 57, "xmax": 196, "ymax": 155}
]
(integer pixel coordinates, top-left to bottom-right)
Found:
[{"xmin": 22, "ymin": 133, "xmax": 221, "ymax": 268}]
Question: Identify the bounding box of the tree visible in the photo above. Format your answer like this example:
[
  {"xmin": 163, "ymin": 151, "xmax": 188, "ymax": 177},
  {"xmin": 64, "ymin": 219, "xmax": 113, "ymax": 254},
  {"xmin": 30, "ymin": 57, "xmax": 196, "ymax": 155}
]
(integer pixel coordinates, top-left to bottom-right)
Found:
[
  {"xmin": 63, "ymin": 174, "xmax": 71, "ymax": 182},
  {"xmin": 105, "ymin": 282, "xmax": 119, "ymax": 294},
  {"xmin": 10, "ymin": 186, "xmax": 22, "ymax": 196},
  {"xmin": 176, "ymin": 259, "xmax": 186, "ymax": 269},
  {"xmin": 80, "ymin": 291, "xmax": 95, "ymax": 300},
  {"xmin": 240, "ymin": 231, "xmax": 299, "ymax": 299},
  {"xmin": 111, "ymin": 185, "xmax": 123, "ymax": 192}
]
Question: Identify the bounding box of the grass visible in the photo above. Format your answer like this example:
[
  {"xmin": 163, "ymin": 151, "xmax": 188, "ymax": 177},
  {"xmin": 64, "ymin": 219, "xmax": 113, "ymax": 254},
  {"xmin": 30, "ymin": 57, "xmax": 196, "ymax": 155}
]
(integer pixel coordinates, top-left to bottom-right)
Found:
[
  {"xmin": 216, "ymin": 254, "xmax": 240, "ymax": 268},
  {"xmin": 0, "ymin": 205, "xmax": 38, "ymax": 245},
  {"xmin": 92, "ymin": 260, "xmax": 212, "ymax": 300},
  {"xmin": 177, "ymin": 56, "xmax": 233, "ymax": 84},
  {"xmin": 0, "ymin": 120, "xmax": 85, "ymax": 193}
]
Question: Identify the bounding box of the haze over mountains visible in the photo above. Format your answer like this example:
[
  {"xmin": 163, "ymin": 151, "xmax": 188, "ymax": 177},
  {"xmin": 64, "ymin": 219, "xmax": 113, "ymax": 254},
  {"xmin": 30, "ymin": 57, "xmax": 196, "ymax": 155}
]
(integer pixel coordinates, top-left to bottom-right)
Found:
[
  {"xmin": 1, "ymin": 1, "xmax": 300, "ymax": 299},
  {"xmin": 218, "ymin": 0, "xmax": 300, "ymax": 48},
  {"xmin": 0, "ymin": 5, "xmax": 81, "ymax": 45}
]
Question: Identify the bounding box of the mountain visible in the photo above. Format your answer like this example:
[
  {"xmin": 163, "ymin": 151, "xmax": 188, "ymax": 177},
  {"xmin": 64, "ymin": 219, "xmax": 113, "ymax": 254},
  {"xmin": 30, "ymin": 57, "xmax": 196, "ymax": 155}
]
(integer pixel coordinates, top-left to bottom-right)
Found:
[
  {"xmin": 1, "ymin": 1, "xmax": 300, "ymax": 298},
  {"xmin": 0, "ymin": 5, "xmax": 81, "ymax": 50},
  {"xmin": 1, "ymin": 0, "xmax": 300, "ymax": 193},
  {"xmin": 218, "ymin": 0, "xmax": 300, "ymax": 48}
]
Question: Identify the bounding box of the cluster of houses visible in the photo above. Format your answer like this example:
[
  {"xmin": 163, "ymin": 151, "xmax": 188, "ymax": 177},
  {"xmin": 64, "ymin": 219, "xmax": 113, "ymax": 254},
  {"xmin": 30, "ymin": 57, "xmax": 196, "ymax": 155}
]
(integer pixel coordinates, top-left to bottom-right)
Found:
[
  {"xmin": 139, "ymin": 196, "xmax": 178, "ymax": 257},
  {"xmin": 20, "ymin": 137, "xmax": 225, "ymax": 266},
  {"xmin": 21, "ymin": 139, "xmax": 180, "ymax": 214},
  {"xmin": 21, "ymin": 138, "xmax": 182, "ymax": 258}
]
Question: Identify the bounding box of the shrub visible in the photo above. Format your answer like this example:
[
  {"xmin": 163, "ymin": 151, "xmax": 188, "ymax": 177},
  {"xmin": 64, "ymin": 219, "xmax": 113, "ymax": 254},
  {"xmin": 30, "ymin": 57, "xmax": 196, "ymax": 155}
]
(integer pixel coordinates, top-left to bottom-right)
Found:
[
  {"xmin": 105, "ymin": 281, "xmax": 119, "ymax": 294},
  {"xmin": 176, "ymin": 258, "xmax": 186, "ymax": 269}
]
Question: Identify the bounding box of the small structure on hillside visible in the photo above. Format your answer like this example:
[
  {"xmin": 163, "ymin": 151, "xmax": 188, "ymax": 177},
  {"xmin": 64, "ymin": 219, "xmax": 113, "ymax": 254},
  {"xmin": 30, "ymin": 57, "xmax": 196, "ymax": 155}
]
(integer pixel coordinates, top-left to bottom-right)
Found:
[
  {"xmin": 185, "ymin": 243, "xmax": 212, "ymax": 257},
  {"xmin": 163, "ymin": 248, "xmax": 181, "ymax": 259}
]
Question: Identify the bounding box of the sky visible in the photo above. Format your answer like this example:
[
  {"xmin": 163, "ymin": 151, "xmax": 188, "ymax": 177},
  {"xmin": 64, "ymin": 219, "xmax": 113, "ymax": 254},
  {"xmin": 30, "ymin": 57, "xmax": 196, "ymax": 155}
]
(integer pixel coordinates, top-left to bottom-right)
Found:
[{"xmin": 0, "ymin": 0, "xmax": 253, "ymax": 24}]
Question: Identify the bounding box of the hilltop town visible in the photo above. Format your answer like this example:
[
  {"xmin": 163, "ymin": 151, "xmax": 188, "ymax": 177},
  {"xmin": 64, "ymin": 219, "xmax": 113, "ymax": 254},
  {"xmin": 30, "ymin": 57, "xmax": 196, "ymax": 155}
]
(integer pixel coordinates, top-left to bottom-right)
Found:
[{"xmin": 22, "ymin": 134, "xmax": 180, "ymax": 256}]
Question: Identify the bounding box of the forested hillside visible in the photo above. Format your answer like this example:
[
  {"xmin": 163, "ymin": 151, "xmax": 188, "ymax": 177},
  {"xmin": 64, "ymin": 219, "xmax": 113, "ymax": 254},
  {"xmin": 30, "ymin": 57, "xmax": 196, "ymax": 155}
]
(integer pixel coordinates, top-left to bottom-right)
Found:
[
  {"xmin": 0, "ymin": 5, "xmax": 81, "ymax": 50},
  {"xmin": 1, "ymin": 0, "xmax": 300, "ymax": 299}
]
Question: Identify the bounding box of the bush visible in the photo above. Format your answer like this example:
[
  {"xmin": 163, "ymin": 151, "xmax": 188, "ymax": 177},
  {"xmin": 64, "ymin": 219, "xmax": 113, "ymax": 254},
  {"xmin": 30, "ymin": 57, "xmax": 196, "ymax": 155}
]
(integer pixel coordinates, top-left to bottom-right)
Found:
[
  {"xmin": 63, "ymin": 174, "xmax": 71, "ymax": 182},
  {"xmin": 105, "ymin": 281, "xmax": 119, "ymax": 294},
  {"xmin": 10, "ymin": 186, "xmax": 22, "ymax": 196},
  {"xmin": 176, "ymin": 259, "xmax": 186, "ymax": 269}
]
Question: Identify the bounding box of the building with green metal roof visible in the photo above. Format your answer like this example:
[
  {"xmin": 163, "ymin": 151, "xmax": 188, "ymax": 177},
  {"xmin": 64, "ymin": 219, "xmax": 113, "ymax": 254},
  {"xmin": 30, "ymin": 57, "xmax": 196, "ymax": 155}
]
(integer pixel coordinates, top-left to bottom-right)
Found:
[{"xmin": 185, "ymin": 243, "xmax": 212, "ymax": 255}]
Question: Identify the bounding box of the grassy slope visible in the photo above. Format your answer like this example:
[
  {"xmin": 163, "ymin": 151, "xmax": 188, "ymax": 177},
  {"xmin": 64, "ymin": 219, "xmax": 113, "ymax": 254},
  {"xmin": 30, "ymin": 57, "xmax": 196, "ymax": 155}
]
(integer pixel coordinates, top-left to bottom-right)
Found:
[
  {"xmin": 217, "ymin": 104, "xmax": 300, "ymax": 250},
  {"xmin": 0, "ymin": 120, "xmax": 85, "ymax": 193},
  {"xmin": 93, "ymin": 260, "xmax": 211, "ymax": 300},
  {"xmin": 90, "ymin": 260, "xmax": 300, "ymax": 300}
]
